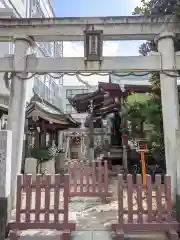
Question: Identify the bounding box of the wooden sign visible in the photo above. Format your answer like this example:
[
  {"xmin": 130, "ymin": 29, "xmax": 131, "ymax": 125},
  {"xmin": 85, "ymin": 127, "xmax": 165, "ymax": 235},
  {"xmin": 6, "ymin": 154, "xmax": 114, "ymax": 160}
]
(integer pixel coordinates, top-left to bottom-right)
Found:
[{"xmin": 136, "ymin": 138, "xmax": 148, "ymax": 152}]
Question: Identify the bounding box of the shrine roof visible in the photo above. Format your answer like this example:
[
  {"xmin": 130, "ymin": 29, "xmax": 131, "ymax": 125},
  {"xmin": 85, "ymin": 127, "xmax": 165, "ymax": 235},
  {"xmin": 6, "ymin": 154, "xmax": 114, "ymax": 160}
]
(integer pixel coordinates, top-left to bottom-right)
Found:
[
  {"xmin": 0, "ymin": 103, "xmax": 8, "ymax": 114},
  {"xmin": 99, "ymin": 82, "xmax": 152, "ymax": 93},
  {"xmin": 99, "ymin": 82, "xmax": 122, "ymax": 92},
  {"xmin": 68, "ymin": 81, "xmax": 179, "ymax": 113},
  {"xmin": 94, "ymin": 102, "xmax": 120, "ymax": 115},
  {"xmin": 68, "ymin": 88, "xmax": 105, "ymax": 113},
  {"xmin": 68, "ymin": 89, "xmax": 103, "ymax": 103},
  {"xmin": 124, "ymin": 84, "xmax": 152, "ymax": 93},
  {"xmin": 26, "ymin": 93, "xmax": 80, "ymax": 128},
  {"xmin": 69, "ymin": 82, "xmax": 151, "ymax": 105}
]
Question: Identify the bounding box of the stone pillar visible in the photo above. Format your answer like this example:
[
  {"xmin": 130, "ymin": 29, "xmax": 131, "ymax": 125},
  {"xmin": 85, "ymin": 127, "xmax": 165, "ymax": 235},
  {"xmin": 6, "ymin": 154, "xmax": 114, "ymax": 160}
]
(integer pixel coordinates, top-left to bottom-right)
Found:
[
  {"xmin": 40, "ymin": 130, "xmax": 46, "ymax": 147},
  {"xmin": 0, "ymin": 130, "xmax": 12, "ymax": 239},
  {"xmin": 175, "ymin": 129, "xmax": 180, "ymax": 219},
  {"xmin": 88, "ymin": 100, "xmax": 94, "ymax": 162},
  {"xmin": 34, "ymin": 129, "xmax": 40, "ymax": 147},
  {"xmin": 21, "ymin": 119, "xmax": 29, "ymax": 174},
  {"xmin": 155, "ymin": 32, "xmax": 180, "ymax": 202},
  {"xmin": 100, "ymin": 116, "xmax": 104, "ymax": 148},
  {"xmin": 7, "ymin": 36, "xmax": 32, "ymax": 209},
  {"xmin": 122, "ymin": 134, "xmax": 128, "ymax": 173}
]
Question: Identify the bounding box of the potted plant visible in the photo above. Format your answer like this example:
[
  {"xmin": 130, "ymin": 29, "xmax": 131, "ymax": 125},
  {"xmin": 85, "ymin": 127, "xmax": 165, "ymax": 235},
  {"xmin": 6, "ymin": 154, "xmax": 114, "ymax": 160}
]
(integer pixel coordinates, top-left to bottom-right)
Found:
[{"xmin": 121, "ymin": 128, "xmax": 129, "ymax": 146}]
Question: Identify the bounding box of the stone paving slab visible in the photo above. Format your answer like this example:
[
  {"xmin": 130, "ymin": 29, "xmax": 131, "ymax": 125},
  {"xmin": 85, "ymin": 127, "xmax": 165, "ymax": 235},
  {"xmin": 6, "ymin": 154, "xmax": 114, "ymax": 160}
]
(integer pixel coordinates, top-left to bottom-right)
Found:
[
  {"xmin": 7, "ymin": 230, "xmax": 168, "ymax": 240},
  {"xmin": 124, "ymin": 233, "xmax": 168, "ymax": 240}
]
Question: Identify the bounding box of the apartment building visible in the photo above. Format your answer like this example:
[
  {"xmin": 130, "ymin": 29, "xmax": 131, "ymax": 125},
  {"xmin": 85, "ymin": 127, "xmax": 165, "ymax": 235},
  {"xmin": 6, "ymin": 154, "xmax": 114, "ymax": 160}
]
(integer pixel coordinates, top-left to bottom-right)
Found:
[{"xmin": 0, "ymin": 0, "xmax": 63, "ymax": 111}]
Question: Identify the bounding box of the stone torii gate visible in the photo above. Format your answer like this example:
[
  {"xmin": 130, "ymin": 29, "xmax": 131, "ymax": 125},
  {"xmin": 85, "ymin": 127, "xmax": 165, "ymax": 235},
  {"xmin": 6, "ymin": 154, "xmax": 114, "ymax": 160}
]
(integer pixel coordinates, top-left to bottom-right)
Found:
[{"xmin": 0, "ymin": 16, "xmax": 180, "ymax": 210}]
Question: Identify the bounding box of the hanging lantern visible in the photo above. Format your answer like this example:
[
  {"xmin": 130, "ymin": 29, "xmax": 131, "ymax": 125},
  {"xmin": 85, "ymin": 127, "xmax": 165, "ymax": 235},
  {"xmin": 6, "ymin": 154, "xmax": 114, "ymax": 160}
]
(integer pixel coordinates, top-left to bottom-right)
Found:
[{"xmin": 84, "ymin": 29, "xmax": 103, "ymax": 61}]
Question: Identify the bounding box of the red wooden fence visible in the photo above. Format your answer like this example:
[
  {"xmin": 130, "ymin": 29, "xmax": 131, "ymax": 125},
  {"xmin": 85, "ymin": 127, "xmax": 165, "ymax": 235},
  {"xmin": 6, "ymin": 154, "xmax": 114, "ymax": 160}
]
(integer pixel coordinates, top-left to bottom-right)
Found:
[
  {"xmin": 111, "ymin": 174, "xmax": 179, "ymax": 240},
  {"xmin": 8, "ymin": 174, "xmax": 76, "ymax": 240},
  {"xmin": 68, "ymin": 160, "xmax": 110, "ymax": 199}
]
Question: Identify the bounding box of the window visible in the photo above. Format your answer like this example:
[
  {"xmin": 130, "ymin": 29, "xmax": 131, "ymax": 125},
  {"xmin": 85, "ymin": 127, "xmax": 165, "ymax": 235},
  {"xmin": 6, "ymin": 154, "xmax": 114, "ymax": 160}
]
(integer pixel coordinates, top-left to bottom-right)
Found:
[
  {"xmin": 3, "ymin": 98, "xmax": 9, "ymax": 106},
  {"xmin": 66, "ymin": 104, "xmax": 72, "ymax": 113},
  {"xmin": 73, "ymin": 89, "xmax": 81, "ymax": 95},
  {"xmin": 9, "ymin": 42, "xmax": 14, "ymax": 54},
  {"xmin": 54, "ymin": 42, "xmax": 63, "ymax": 57},
  {"xmin": 70, "ymin": 151, "xmax": 78, "ymax": 159},
  {"xmin": 36, "ymin": 2, "xmax": 45, "ymax": 17},
  {"xmin": 48, "ymin": 42, "xmax": 54, "ymax": 56},
  {"xmin": 82, "ymin": 88, "xmax": 88, "ymax": 93},
  {"xmin": 59, "ymin": 77, "xmax": 63, "ymax": 85},
  {"xmin": 66, "ymin": 89, "xmax": 88, "ymax": 98},
  {"xmin": 66, "ymin": 90, "xmax": 73, "ymax": 98},
  {"xmin": 32, "ymin": 0, "xmax": 37, "ymax": 6},
  {"xmin": 66, "ymin": 105, "xmax": 76, "ymax": 114},
  {"xmin": 71, "ymin": 108, "xmax": 76, "ymax": 114},
  {"xmin": 51, "ymin": 82, "xmax": 59, "ymax": 97}
]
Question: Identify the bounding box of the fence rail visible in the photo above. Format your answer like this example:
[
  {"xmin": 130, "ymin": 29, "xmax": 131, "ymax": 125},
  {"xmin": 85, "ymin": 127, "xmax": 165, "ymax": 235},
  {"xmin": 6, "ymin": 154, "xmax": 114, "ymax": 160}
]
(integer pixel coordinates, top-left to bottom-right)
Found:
[
  {"xmin": 68, "ymin": 161, "xmax": 110, "ymax": 199},
  {"xmin": 7, "ymin": 168, "xmax": 179, "ymax": 239},
  {"xmin": 111, "ymin": 174, "xmax": 179, "ymax": 240},
  {"xmin": 8, "ymin": 174, "xmax": 76, "ymax": 240}
]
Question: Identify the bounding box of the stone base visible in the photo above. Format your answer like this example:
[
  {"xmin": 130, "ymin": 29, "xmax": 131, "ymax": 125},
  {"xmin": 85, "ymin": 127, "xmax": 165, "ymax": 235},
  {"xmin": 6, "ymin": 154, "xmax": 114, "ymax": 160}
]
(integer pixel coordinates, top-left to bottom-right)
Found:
[
  {"xmin": 0, "ymin": 197, "xmax": 8, "ymax": 239},
  {"xmin": 174, "ymin": 194, "xmax": 180, "ymax": 221},
  {"xmin": 59, "ymin": 168, "xmax": 68, "ymax": 182},
  {"xmin": 87, "ymin": 148, "xmax": 94, "ymax": 162}
]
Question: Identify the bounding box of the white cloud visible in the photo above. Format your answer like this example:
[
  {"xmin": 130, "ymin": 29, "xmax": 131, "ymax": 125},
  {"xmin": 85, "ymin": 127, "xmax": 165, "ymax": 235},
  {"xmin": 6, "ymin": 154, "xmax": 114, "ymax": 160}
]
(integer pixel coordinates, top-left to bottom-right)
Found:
[
  {"xmin": 63, "ymin": 41, "xmax": 120, "ymax": 86},
  {"xmin": 63, "ymin": 41, "xmax": 120, "ymax": 57},
  {"xmin": 129, "ymin": 0, "xmax": 143, "ymax": 10},
  {"xmin": 62, "ymin": 0, "xmax": 144, "ymax": 87}
]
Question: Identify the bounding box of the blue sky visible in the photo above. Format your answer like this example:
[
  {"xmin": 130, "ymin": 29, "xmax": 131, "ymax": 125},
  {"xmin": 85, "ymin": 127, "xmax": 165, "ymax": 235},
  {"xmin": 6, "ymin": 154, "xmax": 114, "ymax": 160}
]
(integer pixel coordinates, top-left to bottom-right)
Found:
[
  {"xmin": 52, "ymin": 0, "xmax": 140, "ymax": 17},
  {"xmin": 51, "ymin": 0, "xmax": 146, "ymax": 86}
]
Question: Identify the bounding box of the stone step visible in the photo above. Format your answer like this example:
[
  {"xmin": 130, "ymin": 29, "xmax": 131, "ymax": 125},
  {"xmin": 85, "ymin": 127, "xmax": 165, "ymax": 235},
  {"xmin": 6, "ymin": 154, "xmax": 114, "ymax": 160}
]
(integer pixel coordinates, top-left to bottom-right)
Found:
[
  {"xmin": 124, "ymin": 232, "xmax": 168, "ymax": 240},
  {"xmin": 71, "ymin": 231, "xmax": 168, "ymax": 240}
]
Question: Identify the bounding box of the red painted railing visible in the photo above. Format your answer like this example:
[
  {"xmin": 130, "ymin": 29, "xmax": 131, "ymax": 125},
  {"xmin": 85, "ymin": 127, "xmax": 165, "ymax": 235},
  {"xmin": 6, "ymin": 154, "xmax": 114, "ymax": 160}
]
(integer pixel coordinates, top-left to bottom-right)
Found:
[
  {"xmin": 68, "ymin": 160, "xmax": 110, "ymax": 200},
  {"xmin": 8, "ymin": 174, "xmax": 75, "ymax": 240},
  {"xmin": 111, "ymin": 174, "xmax": 179, "ymax": 239}
]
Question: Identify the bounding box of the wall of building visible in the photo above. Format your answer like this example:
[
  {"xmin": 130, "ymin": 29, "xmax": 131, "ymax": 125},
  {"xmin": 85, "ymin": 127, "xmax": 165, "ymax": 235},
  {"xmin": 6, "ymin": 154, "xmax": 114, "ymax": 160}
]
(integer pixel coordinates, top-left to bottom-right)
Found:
[{"xmin": 0, "ymin": 0, "xmax": 63, "ymax": 111}]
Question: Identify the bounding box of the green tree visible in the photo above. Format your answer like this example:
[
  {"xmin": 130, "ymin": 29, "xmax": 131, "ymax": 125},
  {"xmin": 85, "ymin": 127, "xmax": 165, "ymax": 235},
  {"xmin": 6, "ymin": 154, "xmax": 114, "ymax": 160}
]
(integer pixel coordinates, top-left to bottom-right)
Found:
[
  {"xmin": 122, "ymin": 92, "xmax": 165, "ymax": 166},
  {"xmin": 133, "ymin": 0, "xmax": 180, "ymax": 55},
  {"xmin": 122, "ymin": 93, "xmax": 161, "ymax": 136},
  {"xmin": 121, "ymin": 93, "xmax": 150, "ymax": 137}
]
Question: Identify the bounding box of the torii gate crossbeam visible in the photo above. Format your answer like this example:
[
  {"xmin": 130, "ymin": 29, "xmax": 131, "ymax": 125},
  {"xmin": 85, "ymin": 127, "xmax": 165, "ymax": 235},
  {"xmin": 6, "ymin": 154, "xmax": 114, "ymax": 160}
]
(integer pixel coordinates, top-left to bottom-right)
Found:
[
  {"xmin": 0, "ymin": 16, "xmax": 179, "ymax": 42},
  {"xmin": 1, "ymin": 54, "xmax": 180, "ymax": 72}
]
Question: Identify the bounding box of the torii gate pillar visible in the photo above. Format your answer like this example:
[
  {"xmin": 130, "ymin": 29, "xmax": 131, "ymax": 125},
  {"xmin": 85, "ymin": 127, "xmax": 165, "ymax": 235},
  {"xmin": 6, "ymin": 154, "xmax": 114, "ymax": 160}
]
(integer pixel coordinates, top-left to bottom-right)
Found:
[
  {"xmin": 155, "ymin": 32, "xmax": 180, "ymax": 202},
  {"xmin": 7, "ymin": 36, "xmax": 33, "ymax": 210}
]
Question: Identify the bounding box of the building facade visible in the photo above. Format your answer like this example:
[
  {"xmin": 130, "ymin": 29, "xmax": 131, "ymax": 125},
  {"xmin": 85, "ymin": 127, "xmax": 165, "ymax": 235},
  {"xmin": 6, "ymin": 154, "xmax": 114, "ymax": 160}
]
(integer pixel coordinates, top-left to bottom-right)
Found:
[
  {"xmin": 0, "ymin": 0, "xmax": 63, "ymax": 111},
  {"xmin": 61, "ymin": 85, "xmax": 97, "ymax": 125}
]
